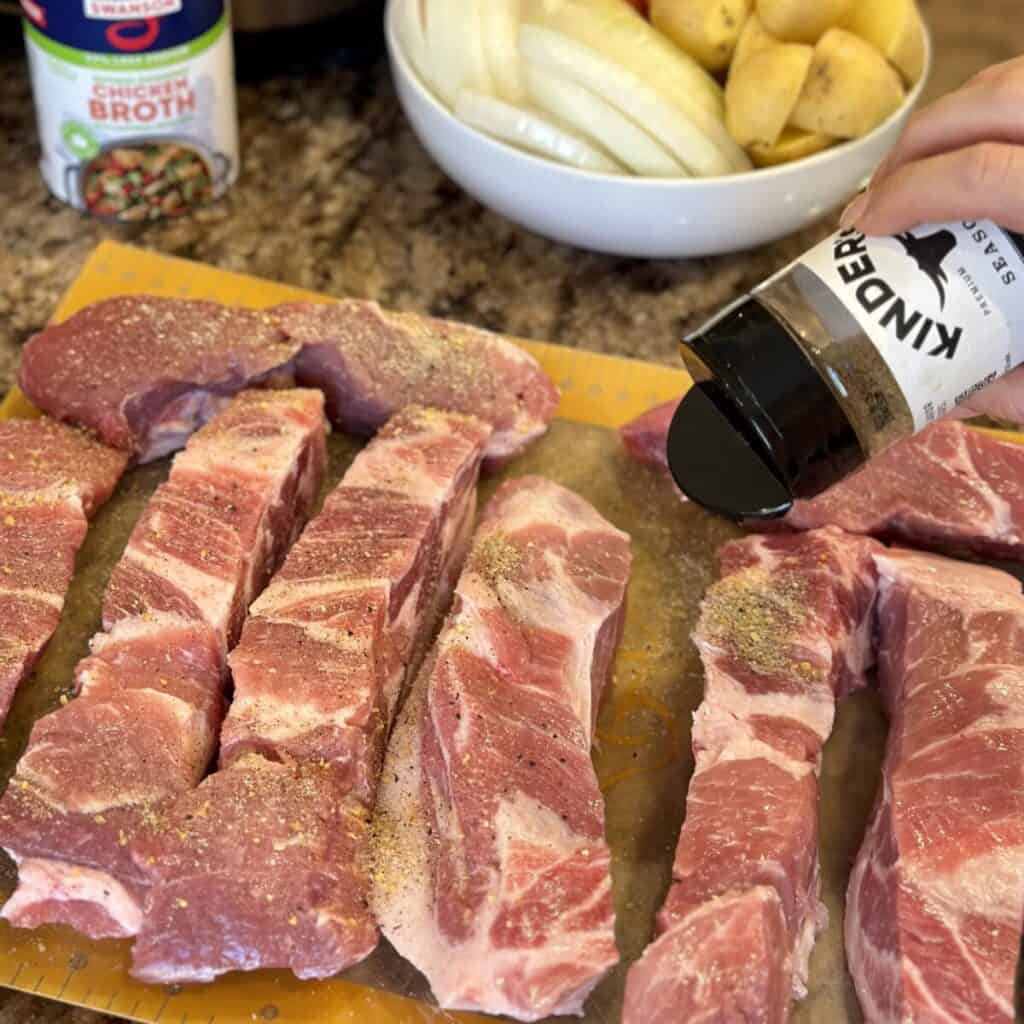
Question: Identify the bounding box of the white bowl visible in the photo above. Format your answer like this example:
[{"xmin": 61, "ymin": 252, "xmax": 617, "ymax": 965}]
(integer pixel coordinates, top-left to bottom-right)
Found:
[{"xmin": 385, "ymin": 3, "xmax": 931, "ymax": 259}]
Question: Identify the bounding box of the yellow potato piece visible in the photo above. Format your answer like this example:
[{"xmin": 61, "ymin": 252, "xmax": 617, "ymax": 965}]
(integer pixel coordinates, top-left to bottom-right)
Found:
[
  {"xmin": 650, "ymin": 0, "xmax": 751, "ymax": 73},
  {"xmin": 841, "ymin": 0, "xmax": 926, "ymax": 85},
  {"xmin": 756, "ymin": 0, "xmax": 854, "ymax": 43},
  {"xmin": 730, "ymin": 11, "xmax": 777, "ymax": 72},
  {"xmin": 749, "ymin": 127, "xmax": 834, "ymax": 166},
  {"xmin": 725, "ymin": 41, "xmax": 812, "ymax": 148},
  {"xmin": 791, "ymin": 28, "xmax": 906, "ymax": 139}
]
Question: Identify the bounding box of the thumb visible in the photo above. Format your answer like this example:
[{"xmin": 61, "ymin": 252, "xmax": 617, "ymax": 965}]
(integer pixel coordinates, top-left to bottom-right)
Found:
[{"xmin": 959, "ymin": 364, "xmax": 1024, "ymax": 423}]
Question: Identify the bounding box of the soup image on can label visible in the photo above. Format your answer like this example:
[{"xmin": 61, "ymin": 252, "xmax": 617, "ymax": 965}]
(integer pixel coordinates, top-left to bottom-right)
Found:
[
  {"xmin": 82, "ymin": 143, "xmax": 217, "ymax": 220},
  {"xmin": 21, "ymin": 0, "xmax": 238, "ymax": 220}
]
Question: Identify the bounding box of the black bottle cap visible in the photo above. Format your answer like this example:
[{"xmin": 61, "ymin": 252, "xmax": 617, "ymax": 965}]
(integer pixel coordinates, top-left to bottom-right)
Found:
[{"xmin": 666, "ymin": 298, "xmax": 865, "ymax": 521}]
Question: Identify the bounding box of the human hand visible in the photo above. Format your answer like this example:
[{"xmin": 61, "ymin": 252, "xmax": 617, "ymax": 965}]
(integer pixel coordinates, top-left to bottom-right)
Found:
[
  {"xmin": 840, "ymin": 55, "xmax": 1024, "ymax": 235},
  {"xmin": 841, "ymin": 56, "xmax": 1024, "ymax": 422}
]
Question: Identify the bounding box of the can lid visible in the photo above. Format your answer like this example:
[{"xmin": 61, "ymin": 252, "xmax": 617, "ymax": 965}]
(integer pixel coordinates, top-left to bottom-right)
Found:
[{"xmin": 666, "ymin": 298, "xmax": 864, "ymax": 520}]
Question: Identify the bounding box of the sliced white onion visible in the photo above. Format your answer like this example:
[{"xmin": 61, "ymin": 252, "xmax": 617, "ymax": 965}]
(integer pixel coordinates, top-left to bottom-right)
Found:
[
  {"xmin": 521, "ymin": 24, "xmax": 749, "ymax": 176},
  {"xmin": 455, "ymin": 90, "xmax": 625, "ymax": 174},
  {"xmin": 480, "ymin": 0, "xmax": 527, "ymax": 103},
  {"xmin": 524, "ymin": 65, "xmax": 686, "ymax": 177},
  {"xmin": 393, "ymin": 0, "xmax": 431, "ymax": 89}
]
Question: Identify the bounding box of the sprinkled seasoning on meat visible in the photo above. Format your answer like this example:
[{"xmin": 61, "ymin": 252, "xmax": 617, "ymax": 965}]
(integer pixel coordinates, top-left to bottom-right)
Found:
[
  {"xmin": 129, "ymin": 406, "xmax": 490, "ymax": 984},
  {"xmin": 371, "ymin": 477, "xmax": 631, "ymax": 1021},
  {"xmin": 624, "ymin": 527, "xmax": 880, "ymax": 1024},
  {"xmin": 0, "ymin": 418, "xmax": 127, "ymax": 727},
  {"xmin": 18, "ymin": 296, "xmax": 301, "ymax": 464},
  {"xmin": 0, "ymin": 391, "xmax": 327, "ymax": 941},
  {"xmin": 278, "ymin": 299, "xmax": 559, "ymax": 469}
]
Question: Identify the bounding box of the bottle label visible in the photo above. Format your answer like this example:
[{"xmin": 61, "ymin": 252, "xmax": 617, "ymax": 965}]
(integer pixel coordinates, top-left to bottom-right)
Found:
[
  {"xmin": 21, "ymin": 0, "xmax": 238, "ymax": 221},
  {"xmin": 789, "ymin": 222, "xmax": 1024, "ymax": 430}
]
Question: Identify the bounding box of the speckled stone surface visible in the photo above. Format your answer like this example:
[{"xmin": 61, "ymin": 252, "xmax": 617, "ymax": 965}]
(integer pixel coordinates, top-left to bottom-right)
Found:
[{"xmin": 0, "ymin": 1, "xmax": 1021, "ymax": 1021}]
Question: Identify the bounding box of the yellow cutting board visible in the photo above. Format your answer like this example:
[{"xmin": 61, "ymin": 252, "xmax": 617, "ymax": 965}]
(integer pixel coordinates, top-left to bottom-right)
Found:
[
  {"xmin": 0, "ymin": 240, "xmax": 692, "ymax": 1024},
  {"xmin": 2, "ymin": 242, "xmax": 1018, "ymax": 1024}
]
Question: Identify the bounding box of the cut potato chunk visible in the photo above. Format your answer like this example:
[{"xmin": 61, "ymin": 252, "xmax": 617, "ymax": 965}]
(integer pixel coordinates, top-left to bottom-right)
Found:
[
  {"xmin": 726, "ymin": 40, "xmax": 812, "ymax": 147},
  {"xmin": 730, "ymin": 11, "xmax": 777, "ymax": 72},
  {"xmin": 520, "ymin": 24, "xmax": 745, "ymax": 176},
  {"xmin": 791, "ymin": 28, "xmax": 905, "ymax": 139},
  {"xmin": 841, "ymin": 0, "xmax": 926, "ymax": 85},
  {"xmin": 756, "ymin": 0, "xmax": 854, "ymax": 43},
  {"xmin": 749, "ymin": 127, "xmax": 833, "ymax": 166},
  {"xmin": 649, "ymin": 0, "xmax": 751, "ymax": 73},
  {"xmin": 481, "ymin": 0, "xmax": 527, "ymax": 102},
  {"xmin": 523, "ymin": 0, "xmax": 725, "ymax": 118},
  {"xmin": 455, "ymin": 91, "xmax": 625, "ymax": 173},
  {"xmin": 524, "ymin": 64, "xmax": 687, "ymax": 176}
]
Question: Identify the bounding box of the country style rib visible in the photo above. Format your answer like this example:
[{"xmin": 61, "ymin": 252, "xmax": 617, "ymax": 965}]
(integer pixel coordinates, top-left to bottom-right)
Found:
[
  {"xmin": 623, "ymin": 528, "xmax": 880, "ymax": 1024},
  {"xmin": 19, "ymin": 295, "xmax": 559, "ymax": 470},
  {"xmin": 129, "ymin": 406, "xmax": 491, "ymax": 984},
  {"xmin": 846, "ymin": 549, "xmax": 1024, "ymax": 1024},
  {"xmin": 371, "ymin": 476, "xmax": 631, "ymax": 1022},
  {"xmin": 0, "ymin": 418, "xmax": 127, "ymax": 727},
  {"xmin": 620, "ymin": 400, "xmax": 1024, "ymax": 561},
  {"xmin": 0, "ymin": 390, "xmax": 327, "ymax": 940},
  {"xmin": 278, "ymin": 299, "xmax": 560, "ymax": 468},
  {"xmin": 18, "ymin": 297, "xmax": 301, "ymax": 463},
  {"xmin": 102, "ymin": 390, "xmax": 327, "ymax": 650}
]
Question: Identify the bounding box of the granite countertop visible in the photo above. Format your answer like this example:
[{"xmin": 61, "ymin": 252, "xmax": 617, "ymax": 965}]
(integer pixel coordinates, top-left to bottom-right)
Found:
[{"xmin": 0, "ymin": 1, "xmax": 1021, "ymax": 1021}]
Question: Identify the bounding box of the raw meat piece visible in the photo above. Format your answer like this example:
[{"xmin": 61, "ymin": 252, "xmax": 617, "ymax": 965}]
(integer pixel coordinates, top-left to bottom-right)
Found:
[
  {"xmin": 371, "ymin": 476, "xmax": 631, "ymax": 1022},
  {"xmin": 0, "ymin": 615, "xmax": 223, "ymax": 938},
  {"xmin": 0, "ymin": 417, "xmax": 128, "ymax": 515},
  {"xmin": 0, "ymin": 418, "xmax": 127, "ymax": 725},
  {"xmin": 130, "ymin": 407, "xmax": 490, "ymax": 984},
  {"xmin": 18, "ymin": 296, "xmax": 300, "ymax": 463},
  {"xmin": 623, "ymin": 527, "xmax": 880, "ymax": 1024},
  {"xmin": 847, "ymin": 549, "xmax": 1024, "ymax": 1024},
  {"xmin": 620, "ymin": 400, "xmax": 1024, "ymax": 561},
  {"xmin": 0, "ymin": 391, "xmax": 328, "ymax": 940},
  {"xmin": 277, "ymin": 299, "xmax": 560, "ymax": 468},
  {"xmin": 786, "ymin": 422, "xmax": 1024, "ymax": 561},
  {"xmin": 103, "ymin": 390, "xmax": 328, "ymax": 650},
  {"xmin": 619, "ymin": 398, "xmax": 675, "ymax": 473}
]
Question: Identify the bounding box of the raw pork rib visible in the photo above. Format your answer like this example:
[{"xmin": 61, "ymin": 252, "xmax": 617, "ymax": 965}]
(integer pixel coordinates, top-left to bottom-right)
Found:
[
  {"xmin": 786, "ymin": 421, "xmax": 1024, "ymax": 561},
  {"xmin": 129, "ymin": 407, "xmax": 490, "ymax": 984},
  {"xmin": 847, "ymin": 549, "xmax": 1024, "ymax": 1023},
  {"xmin": 277, "ymin": 299, "xmax": 560, "ymax": 467},
  {"xmin": 18, "ymin": 297, "xmax": 300, "ymax": 463},
  {"xmin": 102, "ymin": 390, "xmax": 327, "ymax": 650},
  {"xmin": 371, "ymin": 476, "xmax": 631, "ymax": 1022},
  {"xmin": 623, "ymin": 527, "xmax": 880, "ymax": 1024},
  {"xmin": 619, "ymin": 398, "xmax": 675, "ymax": 473},
  {"xmin": 0, "ymin": 418, "xmax": 127, "ymax": 725},
  {"xmin": 620, "ymin": 400, "xmax": 1024, "ymax": 560},
  {"xmin": 0, "ymin": 390, "xmax": 327, "ymax": 940}
]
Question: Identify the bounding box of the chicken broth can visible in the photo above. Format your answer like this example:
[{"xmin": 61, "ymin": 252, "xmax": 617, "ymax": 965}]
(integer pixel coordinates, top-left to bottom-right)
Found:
[{"xmin": 21, "ymin": 0, "xmax": 239, "ymax": 220}]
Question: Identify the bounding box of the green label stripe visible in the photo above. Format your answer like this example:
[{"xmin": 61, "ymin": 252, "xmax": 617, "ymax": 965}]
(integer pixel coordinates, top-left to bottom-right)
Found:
[{"xmin": 24, "ymin": 15, "xmax": 226, "ymax": 71}]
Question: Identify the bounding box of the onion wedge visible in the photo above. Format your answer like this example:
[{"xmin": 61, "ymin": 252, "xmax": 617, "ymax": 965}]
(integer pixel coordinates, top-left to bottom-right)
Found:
[
  {"xmin": 521, "ymin": 24, "xmax": 747, "ymax": 176},
  {"xmin": 480, "ymin": 0, "xmax": 527, "ymax": 102},
  {"xmin": 455, "ymin": 90, "xmax": 624, "ymax": 173},
  {"xmin": 393, "ymin": 0, "xmax": 431, "ymax": 89},
  {"xmin": 523, "ymin": 0, "xmax": 725, "ymax": 118},
  {"xmin": 524, "ymin": 65, "xmax": 686, "ymax": 177}
]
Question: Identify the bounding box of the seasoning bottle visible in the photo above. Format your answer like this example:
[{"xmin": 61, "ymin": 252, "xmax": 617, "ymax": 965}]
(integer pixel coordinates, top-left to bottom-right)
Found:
[
  {"xmin": 21, "ymin": 0, "xmax": 239, "ymax": 221},
  {"xmin": 667, "ymin": 221, "xmax": 1024, "ymax": 520}
]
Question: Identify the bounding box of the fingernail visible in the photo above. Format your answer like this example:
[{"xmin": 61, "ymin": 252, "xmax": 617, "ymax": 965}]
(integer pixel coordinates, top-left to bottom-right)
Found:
[{"xmin": 840, "ymin": 191, "xmax": 871, "ymax": 230}]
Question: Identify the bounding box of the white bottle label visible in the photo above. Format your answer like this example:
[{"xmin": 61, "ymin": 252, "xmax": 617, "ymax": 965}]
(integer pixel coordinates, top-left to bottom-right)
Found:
[{"xmin": 794, "ymin": 222, "xmax": 1024, "ymax": 430}]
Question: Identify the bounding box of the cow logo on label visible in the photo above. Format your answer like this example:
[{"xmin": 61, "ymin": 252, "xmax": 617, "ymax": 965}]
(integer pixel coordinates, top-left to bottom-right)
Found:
[{"xmin": 895, "ymin": 229, "xmax": 957, "ymax": 311}]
